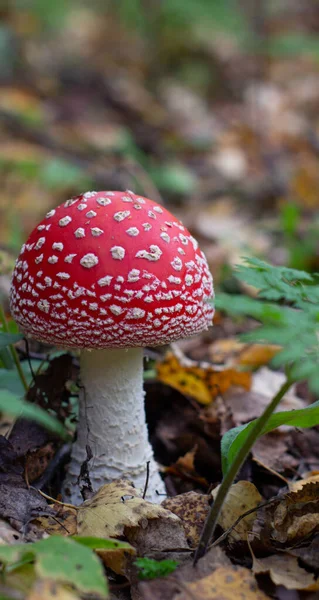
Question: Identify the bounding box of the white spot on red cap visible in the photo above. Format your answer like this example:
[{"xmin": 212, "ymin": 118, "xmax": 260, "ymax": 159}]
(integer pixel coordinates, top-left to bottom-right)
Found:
[
  {"xmin": 35, "ymin": 237, "xmax": 45, "ymax": 250},
  {"xmin": 114, "ymin": 210, "xmax": 130, "ymax": 222},
  {"xmin": 37, "ymin": 225, "xmax": 45, "ymax": 231},
  {"xmin": 80, "ymin": 254, "xmax": 99, "ymax": 268},
  {"xmin": 35, "ymin": 254, "xmax": 44, "ymax": 264},
  {"xmin": 91, "ymin": 227, "xmax": 104, "ymax": 237},
  {"xmin": 37, "ymin": 299, "xmax": 50, "ymax": 313},
  {"xmin": 77, "ymin": 203, "xmax": 87, "ymax": 211},
  {"xmin": 160, "ymin": 232, "xmax": 170, "ymax": 243},
  {"xmin": 83, "ymin": 191, "xmax": 97, "ymax": 199},
  {"xmin": 153, "ymin": 206, "xmax": 163, "ymax": 213},
  {"xmin": 110, "ymin": 305, "xmax": 124, "ymax": 315},
  {"xmin": 74, "ymin": 228, "xmax": 85, "ymax": 238},
  {"xmin": 96, "ymin": 197, "xmax": 112, "ymax": 206},
  {"xmin": 86, "ymin": 210, "xmax": 97, "ymax": 218},
  {"xmin": 48, "ymin": 255, "xmax": 58, "ymax": 264},
  {"xmin": 136, "ymin": 245, "xmax": 162, "ymax": 262},
  {"xmin": 128, "ymin": 269, "xmax": 140, "ymax": 282},
  {"xmin": 52, "ymin": 242, "xmax": 63, "ymax": 251},
  {"xmin": 171, "ymin": 257, "xmax": 183, "ymax": 271},
  {"xmin": 98, "ymin": 276, "xmax": 113, "ymax": 287},
  {"xmin": 142, "ymin": 223, "xmax": 152, "ymax": 231},
  {"xmin": 64, "ymin": 198, "xmax": 79, "ymax": 207},
  {"xmin": 46, "ymin": 209, "xmax": 55, "ymax": 218},
  {"xmin": 111, "ymin": 246, "xmax": 125, "ymax": 260},
  {"xmin": 57, "ymin": 272, "xmax": 71, "ymax": 280},
  {"xmin": 126, "ymin": 227, "xmax": 139, "ymax": 237},
  {"xmin": 59, "ymin": 216, "xmax": 72, "ymax": 227},
  {"xmin": 65, "ymin": 254, "xmax": 77, "ymax": 263}
]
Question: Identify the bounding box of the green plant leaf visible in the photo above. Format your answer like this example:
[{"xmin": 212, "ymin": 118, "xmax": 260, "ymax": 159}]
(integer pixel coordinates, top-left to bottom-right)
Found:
[
  {"xmin": 221, "ymin": 400, "xmax": 319, "ymax": 474},
  {"xmin": 135, "ymin": 557, "xmax": 179, "ymax": 580},
  {"xmin": 0, "ymin": 536, "xmax": 108, "ymax": 599},
  {"xmin": 0, "ymin": 389, "xmax": 68, "ymax": 439},
  {"xmin": 72, "ymin": 536, "xmax": 133, "ymax": 552},
  {"xmin": 0, "ymin": 332, "xmax": 24, "ymax": 349}
]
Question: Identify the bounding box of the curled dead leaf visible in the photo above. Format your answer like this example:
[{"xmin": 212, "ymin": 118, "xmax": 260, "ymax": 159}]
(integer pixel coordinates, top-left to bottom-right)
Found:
[{"xmin": 252, "ymin": 553, "xmax": 319, "ymax": 591}]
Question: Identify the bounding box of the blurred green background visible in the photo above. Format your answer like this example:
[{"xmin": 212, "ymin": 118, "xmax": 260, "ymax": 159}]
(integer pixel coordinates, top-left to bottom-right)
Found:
[{"xmin": 1, "ymin": 0, "xmax": 319, "ymax": 279}]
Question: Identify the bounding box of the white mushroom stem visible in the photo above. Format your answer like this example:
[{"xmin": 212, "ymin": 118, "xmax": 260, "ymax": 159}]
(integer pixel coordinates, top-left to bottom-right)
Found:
[{"xmin": 63, "ymin": 347, "xmax": 165, "ymax": 504}]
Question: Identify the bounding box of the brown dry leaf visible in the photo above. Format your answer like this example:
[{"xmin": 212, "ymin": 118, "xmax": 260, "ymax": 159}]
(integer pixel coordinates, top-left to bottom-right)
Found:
[
  {"xmin": 175, "ymin": 566, "xmax": 269, "ymax": 600},
  {"xmin": 0, "ymin": 87, "xmax": 45, "ymax": 121},
  {"xmin": 291, "ymin": 159, "xmax": 319, "ymax": 208},
  {"xmin": 209, "ymin": 338, "xmax": 281, "ymax": 369},
  {"xmin": 252, "ymin": 553, "xmax": 319, "ymax": 591},
  {"xmin": 33, "ymin": 503, "xmax": 78, "ymax": 536},
  {"xmin": 157, "ymin": 352, "xmax": 251, "ymax": 405},
  {"xmin": 212, "ymin": 481, "xmax": 262, "ymax": 543},
  {"xmin": 258, "ymin": 481, "xmax": 319, "ymax": 546},
  {"xmin": 289, "ymin": 472, "xmax": 319, "ymax": 492},
  {"xmin": 77, "ymin": 480, "xmax": 188, "ymax": 572},
  {"xmin": 165, "ymin": 446, "xmax": 208, "ymax": 488},
  {"xmin": 25, "ymin": 443, "xmax": 56, "ymax": 483},
  {"xmin": 0, "ymin": 518, "xmax": 23, "ymax": 544},
  {"xmin": 162, "ymin": 491, "xmax": 210, "ymax": 547},
  {"xmin": 27, "ymin": 579, "xmax": 80, "ymax": 600}
]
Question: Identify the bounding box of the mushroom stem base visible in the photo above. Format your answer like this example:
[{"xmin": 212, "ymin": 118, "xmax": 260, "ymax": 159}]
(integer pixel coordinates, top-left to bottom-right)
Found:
[{"xmin": 63, "ymin": 347, "xmax": 165, "ymax": 504}]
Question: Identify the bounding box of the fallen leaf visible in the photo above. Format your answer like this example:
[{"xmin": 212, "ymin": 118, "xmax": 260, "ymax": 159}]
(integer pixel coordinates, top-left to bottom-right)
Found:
[
  {"xmin": 256, "ymin": 481, "xmax": 319, "ymax": 547},
  {"xmin": 157, "ymin": 352, "xmax": 251, "ymax": 405},
  {"xmin": 33, "ymin": 503, "xmax": 78, "ymax": 536},
  {"xmin": 139, "ymin": 546, "xmax": 230, "ymax": 600},
  {"xmin": 212, "ymin": 481, "xmax": 262, "ymax": 543},
  {"xmin": 252, "ymin": 553, "xmax": 319, "ymax": 591},
  {"xmin": 77, "ymin": 480, "xmax": 188, "ymax": 572},
  {"xmin": 162, "ymin": 491, "xmax": 210, "ymax": 547},
  {"xmin": 209, "ymin": 338, "xmax": 281, "ymax": 369},
  {"xmin": 175, "ymin": 566, "xmax": 269, "ymax": 600},
  {"xmin": 0, "ymin": 519, "xmax": 23, "ymax": 545},
  {"xmin": 27, "ymin": 579, "xmax": 80, "ymax": 600},
  {"xmin": 165, "ymin": 446, "xmax": 208, "ymax": 488},
  {"xmin": 289, "ymin": 472, "xmax": 319, "ymax": 492},
  {"xmin": 0, "ymin": 536, "xmax": 109, "ymax": 599},
  {"xmin": 289, "ymin": 533, "xmax": 319, "ymax": 571}
]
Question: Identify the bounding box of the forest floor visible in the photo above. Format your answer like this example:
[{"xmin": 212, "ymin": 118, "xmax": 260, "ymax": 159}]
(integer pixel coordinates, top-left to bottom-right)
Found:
[{"xmin": 1, "ymin": 4, "xmax": 319, "ymax": 599}]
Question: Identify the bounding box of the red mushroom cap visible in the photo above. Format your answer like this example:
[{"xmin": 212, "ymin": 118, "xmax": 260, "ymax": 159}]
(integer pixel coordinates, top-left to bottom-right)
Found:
[{"xmin": 10, "ymin": 191, "xmax": 214, "ymax": 348}]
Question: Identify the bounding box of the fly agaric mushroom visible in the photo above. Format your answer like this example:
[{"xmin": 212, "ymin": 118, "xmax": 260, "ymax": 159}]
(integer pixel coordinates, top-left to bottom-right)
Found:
[{"xmin": 10, "ymin": 191, "xmax": 214, "ymax": 504}]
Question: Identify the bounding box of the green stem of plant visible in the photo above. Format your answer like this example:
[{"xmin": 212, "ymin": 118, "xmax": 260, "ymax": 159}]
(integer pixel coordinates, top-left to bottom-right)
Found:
[
  {"xmin": 193, "ymin": 378, "xmax": 293, "ymax": 565},
  {"xmin": 0, "ymin": 304, "xmax": 28, "ymax": 393}
]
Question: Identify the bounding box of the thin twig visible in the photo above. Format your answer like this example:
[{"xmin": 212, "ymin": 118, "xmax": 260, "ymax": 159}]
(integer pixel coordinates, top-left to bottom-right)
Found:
[
  {"xmin": 143, "ymin": 460, "xmax": 150, "ymax": 499},
  {"xmin": 30, "ymin": 486, "xmax": 79, "ymax": 510},
  {"xmin": 209, "ymin": 497, "xmax": 279, "ymax": 549}
]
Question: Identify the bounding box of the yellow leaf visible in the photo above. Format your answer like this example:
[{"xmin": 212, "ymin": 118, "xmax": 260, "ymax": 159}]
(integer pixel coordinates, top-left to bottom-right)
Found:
[
  {"xmin": 209, "ymin": 338, "xmax": 281, "ymax": 369},
  {"xmin": 211, "ymin": 481, "xmax": 262, "ymax": 543},
  {"xmin": 77, "ymin": 480, "xmax": 187, "ymax": 574},
  {"xmin": 33, "ymin": 504, "xmax": 78, "ymax": 537},
  {"xmin": 176, "ymin": 566, "xmax": 269, "ymax": 600},
  {"xmin": 27, "ymin": 579, "xmax": 80, "ymax": 600},
  {"xmin": 157, "ymin": 352, "xmax": 251, "ymax": 405}
]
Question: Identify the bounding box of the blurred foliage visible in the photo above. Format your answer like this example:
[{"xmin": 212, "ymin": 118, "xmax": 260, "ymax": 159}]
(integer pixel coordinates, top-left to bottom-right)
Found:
[{"xmin": 216, "ymin": 258, "xmax": 319, "ymax": 394}]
